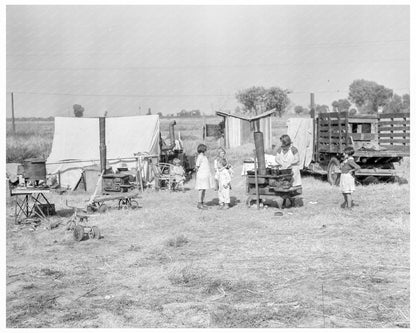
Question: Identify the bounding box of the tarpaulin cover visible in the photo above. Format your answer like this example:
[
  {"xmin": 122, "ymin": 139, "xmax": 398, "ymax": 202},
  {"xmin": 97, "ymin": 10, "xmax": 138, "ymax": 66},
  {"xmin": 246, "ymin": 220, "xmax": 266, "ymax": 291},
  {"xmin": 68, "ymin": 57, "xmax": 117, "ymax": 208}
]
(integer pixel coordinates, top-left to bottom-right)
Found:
[
  {"xmin": 46, "ymin": 115, "xmax": 160, "ymax": 189},
  {"xmin": 286, "ymin": 118, "xmax": 314, "ymax": 169}
]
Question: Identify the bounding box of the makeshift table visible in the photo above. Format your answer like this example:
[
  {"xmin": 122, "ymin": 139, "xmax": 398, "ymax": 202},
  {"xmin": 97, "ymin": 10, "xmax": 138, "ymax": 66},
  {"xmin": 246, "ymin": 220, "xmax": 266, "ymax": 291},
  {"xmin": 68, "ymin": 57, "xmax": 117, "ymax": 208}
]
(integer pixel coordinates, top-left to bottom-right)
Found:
[{"xmin": 11, "ymin": 188, "xmax": 54, "ymax": 223}]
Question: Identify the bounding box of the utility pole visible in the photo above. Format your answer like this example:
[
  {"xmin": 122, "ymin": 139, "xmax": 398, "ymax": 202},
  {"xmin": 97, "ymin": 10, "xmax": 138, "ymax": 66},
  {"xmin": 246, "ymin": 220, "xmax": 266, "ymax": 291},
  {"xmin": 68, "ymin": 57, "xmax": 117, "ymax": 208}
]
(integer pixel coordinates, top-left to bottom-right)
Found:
[{"xmin": 11, "ymin": 92, "xmax": 16, "ymax": 134}]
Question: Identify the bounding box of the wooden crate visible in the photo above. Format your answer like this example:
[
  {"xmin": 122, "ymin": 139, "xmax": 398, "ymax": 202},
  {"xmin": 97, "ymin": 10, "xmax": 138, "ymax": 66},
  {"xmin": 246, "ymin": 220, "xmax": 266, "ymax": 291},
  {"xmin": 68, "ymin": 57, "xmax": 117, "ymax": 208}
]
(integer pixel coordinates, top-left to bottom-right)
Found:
[{"xmin": 378, "ymin": 113, "xmax": 410, "ymax": 147}]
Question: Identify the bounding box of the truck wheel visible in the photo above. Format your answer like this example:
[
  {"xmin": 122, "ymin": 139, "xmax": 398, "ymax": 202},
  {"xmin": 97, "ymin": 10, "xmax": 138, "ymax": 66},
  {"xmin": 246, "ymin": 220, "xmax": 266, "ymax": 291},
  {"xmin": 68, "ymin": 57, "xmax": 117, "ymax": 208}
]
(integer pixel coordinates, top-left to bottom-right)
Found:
[
  {"xmin": 327, "ymin": 158, "xmax": 341, "ymax": 186},
  {"xmin": 363, "ymin": 176, "xmax": 379, "ymax": 185}
]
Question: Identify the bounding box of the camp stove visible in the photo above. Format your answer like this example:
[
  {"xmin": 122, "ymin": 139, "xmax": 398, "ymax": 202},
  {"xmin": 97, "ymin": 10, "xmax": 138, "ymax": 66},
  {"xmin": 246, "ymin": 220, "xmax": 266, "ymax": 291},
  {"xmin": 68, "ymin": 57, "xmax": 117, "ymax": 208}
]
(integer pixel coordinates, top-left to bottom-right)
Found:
[
  {"xmin": 246, "ymin": 168, "xmax": 302, "ymax": 209},
  {"xmin": 102, "ymin": 173, "xmax": 131, "ymax": 193}
]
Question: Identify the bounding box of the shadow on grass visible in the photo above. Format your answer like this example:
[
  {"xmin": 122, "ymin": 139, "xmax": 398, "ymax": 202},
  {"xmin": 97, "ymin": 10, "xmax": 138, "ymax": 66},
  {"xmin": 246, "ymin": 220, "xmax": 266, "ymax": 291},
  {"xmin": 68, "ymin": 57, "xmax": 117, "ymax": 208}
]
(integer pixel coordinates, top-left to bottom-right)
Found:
[
  {"xmin": 55, "ymin": 208, "xmax": 74, "ymax": 218},
  {"xmin": 205, "ymin": 197, "xmax": 240, "ymax": 208}
]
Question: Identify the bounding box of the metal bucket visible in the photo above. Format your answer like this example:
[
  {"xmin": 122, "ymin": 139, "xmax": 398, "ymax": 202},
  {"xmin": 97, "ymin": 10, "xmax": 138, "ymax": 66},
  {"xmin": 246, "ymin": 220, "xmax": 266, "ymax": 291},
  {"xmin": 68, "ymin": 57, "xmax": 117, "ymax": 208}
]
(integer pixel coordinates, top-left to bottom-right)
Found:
[{"xmin": 23, "ymin": 158, "xmax": 46, "ymax": 181}]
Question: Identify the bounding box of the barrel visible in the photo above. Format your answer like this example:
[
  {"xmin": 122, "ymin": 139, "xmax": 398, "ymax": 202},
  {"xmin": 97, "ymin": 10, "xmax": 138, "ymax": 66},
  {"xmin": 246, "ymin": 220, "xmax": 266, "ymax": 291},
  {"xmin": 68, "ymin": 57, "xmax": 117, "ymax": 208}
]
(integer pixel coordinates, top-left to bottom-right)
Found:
[{"xmin": 23, "ymin": 158, "xmax": 46, "ymax": 181}]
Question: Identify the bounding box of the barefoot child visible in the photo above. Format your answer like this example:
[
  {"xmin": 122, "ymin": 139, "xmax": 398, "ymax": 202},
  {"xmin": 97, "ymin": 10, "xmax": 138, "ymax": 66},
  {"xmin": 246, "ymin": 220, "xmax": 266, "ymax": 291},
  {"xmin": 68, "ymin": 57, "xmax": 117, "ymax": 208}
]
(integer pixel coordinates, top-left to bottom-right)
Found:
[
  {"xmin": 340, "ymin": 146, "xmax": 361, "ymax": 208},
  {"xmin": 217, "ymin": 158, "xmax": 232, "ymax": 209},
  {"xmin": 195, "ymin": 144, "xmax": 212, "ymax": 209}
]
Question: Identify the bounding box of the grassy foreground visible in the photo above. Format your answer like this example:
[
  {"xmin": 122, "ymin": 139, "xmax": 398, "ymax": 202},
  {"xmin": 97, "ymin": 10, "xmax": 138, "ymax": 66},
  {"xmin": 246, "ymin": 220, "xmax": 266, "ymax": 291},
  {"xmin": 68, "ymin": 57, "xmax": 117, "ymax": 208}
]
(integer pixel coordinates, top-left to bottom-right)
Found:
[{"xmin": 6, "ymin": 168, "xmax": 409, "ymax": 328}]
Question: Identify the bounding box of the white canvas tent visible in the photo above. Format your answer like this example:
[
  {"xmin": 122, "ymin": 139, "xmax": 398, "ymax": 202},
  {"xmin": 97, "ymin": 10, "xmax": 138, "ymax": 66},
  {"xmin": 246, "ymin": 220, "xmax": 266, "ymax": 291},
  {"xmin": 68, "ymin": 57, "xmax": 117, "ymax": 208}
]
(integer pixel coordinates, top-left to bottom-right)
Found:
[
  {"xmin": 46, "ymin": 115, "xmax": 160, "ymax": 190},
  {"xmin": 286, "ymin": 118, "xmax": 314, "ymax": 169}
]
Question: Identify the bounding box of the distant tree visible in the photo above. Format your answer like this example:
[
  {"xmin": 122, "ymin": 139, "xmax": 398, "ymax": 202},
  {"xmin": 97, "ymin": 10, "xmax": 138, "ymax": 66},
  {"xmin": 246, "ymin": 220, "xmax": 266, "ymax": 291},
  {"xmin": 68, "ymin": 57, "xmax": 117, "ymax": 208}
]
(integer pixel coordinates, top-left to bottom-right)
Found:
[
  {"xmin": 157, "ymin": 112, "xmax": 163, "ymax": 118},
  {"xmin": 332, "ymin": 99, "xmax": 351, "ymax": 112},
  {"xmin": 235, "ymin": 86, "xmax": 290, "ymax": 117},
  {"xmin": 384, "ymin": 94, "xmax": 403, "ymax": 113},
  {"xmin": 294, "ymin": 105, "xmax": 304, "ymax": 115},
  {"xmin": 349, "ymin": 108, "xmax": 358, "ymax": 116},
  {"xmin": 348, "ymin": 79, "xmax": 393, "ymax": 113},
  {"xmin": 235, "ymin": 86, "xmax": 267, "ymax": 114},
  {"xmin": 147, "ymin": 108, "xmax": 152, "ymax": 115},
  {"xmin": 265, "ymin": 87, "xmax": 291, "ymax": 117},
  {"xmin": 316, "ymin": 104, "xmax": 329, "ymax": 114},
  {"xmin": 73, "ymin": 104, "xmax": 84, "ymax": 117},
  {"xmin": 402, "ymin": 94, "xmax": 410, "ymax": 112}
]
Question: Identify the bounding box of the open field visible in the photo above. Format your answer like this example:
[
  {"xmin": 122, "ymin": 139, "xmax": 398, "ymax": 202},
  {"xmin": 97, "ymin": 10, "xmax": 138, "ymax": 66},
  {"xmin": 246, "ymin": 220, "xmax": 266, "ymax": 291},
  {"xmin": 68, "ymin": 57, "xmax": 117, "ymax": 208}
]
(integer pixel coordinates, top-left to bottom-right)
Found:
[
  {"xmin": 5, "ymin": 115, "xmax": 410, "ymax": 328},
  {"xmin": 6, "ymin": 170, "xmax": 410, "ymax": 328},
  {"xmin": 6, "ymin": 116, "xmax": 290, "ymax": 163}
]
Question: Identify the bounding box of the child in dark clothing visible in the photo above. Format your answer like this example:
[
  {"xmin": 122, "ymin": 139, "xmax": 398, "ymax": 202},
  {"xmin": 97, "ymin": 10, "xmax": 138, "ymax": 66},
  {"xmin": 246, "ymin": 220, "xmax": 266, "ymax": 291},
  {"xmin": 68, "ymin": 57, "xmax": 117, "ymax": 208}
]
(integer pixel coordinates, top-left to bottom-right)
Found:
[{"xmin": 340, "ymin": 146, "xmax": 361, "ymax": 208}]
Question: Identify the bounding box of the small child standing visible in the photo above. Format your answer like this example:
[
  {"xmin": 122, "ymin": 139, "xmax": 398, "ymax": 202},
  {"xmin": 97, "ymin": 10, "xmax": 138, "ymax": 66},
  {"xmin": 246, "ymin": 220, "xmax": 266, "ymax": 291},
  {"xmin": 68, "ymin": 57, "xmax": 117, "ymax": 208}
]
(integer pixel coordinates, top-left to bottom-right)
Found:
[
  {"xmin": 170, "ymin": 158, "xmax": 186, "ymax": 191},
  {"xmin": 340, "ymin": 146, "xmax": 361, "ymax": 209},
  {"xmin": 217, "ymin": 158, "xmax": 232, "ymax": 209}
]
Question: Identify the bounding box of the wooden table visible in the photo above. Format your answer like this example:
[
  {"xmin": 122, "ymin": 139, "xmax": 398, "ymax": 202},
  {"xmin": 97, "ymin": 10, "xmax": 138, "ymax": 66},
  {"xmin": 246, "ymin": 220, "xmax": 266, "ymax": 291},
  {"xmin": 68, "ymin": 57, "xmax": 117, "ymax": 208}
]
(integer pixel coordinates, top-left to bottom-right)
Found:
[{"xmin": 10, "ymin": 188, "xmax": 53, "ymax": 223}]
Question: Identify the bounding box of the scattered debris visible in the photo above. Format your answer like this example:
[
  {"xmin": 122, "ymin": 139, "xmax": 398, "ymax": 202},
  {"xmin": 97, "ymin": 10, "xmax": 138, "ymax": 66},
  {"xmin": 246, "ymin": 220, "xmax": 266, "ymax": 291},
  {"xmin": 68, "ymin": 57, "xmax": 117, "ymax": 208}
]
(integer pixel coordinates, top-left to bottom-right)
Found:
[{"xmin": 127, "ymin": 244, "xmax": 141, "ymax": 252}]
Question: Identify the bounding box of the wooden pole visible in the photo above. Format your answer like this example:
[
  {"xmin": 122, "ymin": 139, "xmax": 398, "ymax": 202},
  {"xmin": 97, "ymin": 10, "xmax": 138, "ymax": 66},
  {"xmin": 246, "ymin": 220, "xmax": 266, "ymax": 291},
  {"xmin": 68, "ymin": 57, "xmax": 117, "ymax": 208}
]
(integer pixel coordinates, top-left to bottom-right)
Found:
[
  {"xmin": 11, "ymin": 92, "xmax": 16, "ymax": 134},
  {"xmin": 137, "ymin": 157, "xmax": 144, "ymax": 193},
  {"xmin": 99, "ymin": 117, "xmax": 107, "ymax": 173},
  {"xmin": 253, "ymin": 152, "xmax": 260, "ymax": 210},
  {"xmin": 310, "ymin": 93, "xmax": 316, "ymax": 160}
]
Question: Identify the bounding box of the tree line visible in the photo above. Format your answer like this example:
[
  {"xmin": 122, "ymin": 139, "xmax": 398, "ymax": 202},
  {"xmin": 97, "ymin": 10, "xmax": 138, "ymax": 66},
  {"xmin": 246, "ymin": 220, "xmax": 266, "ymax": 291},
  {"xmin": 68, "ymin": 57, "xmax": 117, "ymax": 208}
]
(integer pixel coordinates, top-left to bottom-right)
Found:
[
  {"xmin": 235, "ymin": 79, "xmax": 410, "ymax": 117},
  {"xmin": 64, "ymin": 79, "xmax": 412, "ymax": 119}
]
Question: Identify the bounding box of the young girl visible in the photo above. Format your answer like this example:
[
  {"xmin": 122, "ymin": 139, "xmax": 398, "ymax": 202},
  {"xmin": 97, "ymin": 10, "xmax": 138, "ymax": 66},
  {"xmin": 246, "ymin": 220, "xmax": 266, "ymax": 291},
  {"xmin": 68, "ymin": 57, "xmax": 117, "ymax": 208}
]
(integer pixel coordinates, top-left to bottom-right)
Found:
[
  {"xmin": 170, "ymin": 158, "xmax": 186, "ymax": 191},
  {"xmin": 195, "ymin": 144, "xmax": 212, "ymax": 209},
  {"xmin": 340, "ymin": 146, "xmax": 361, "ymax": 208},
  {"xmin": 213, "ymin": 147, "xmax": 233, "ymax": 190},
  {"xmin": 214, "ymin": 148, "xmax": 232, "ymax": 174},
  {"xmin": 217, "ymin": 158, "xmax": 232, "ymax": 209}
]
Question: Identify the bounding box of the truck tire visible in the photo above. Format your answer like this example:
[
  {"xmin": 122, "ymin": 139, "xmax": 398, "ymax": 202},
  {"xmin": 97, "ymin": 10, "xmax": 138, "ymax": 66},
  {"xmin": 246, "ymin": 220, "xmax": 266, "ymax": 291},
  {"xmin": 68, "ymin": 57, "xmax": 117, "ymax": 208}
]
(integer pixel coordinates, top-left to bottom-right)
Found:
[{"xmin": 327, "ymin": 157, "xmax": 341, "ymax": 186}]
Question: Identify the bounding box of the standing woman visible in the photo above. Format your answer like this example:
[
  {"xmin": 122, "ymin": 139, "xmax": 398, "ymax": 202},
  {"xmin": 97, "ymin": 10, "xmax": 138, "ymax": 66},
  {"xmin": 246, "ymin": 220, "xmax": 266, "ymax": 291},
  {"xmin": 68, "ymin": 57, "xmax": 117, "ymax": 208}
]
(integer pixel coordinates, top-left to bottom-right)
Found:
[
  {"xmin": 275, "ymin": 134, "xmax": 302, "ymax": 187},
  {"xmin": 195, "ymin": 144, "xmax": 212, "ymax": 209}
]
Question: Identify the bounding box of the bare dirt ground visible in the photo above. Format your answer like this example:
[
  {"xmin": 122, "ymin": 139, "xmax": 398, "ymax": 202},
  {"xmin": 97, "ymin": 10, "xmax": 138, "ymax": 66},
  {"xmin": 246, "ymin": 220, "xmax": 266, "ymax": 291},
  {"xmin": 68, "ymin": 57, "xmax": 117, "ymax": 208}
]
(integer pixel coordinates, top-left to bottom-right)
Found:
[{"xmin": 6, "ymin": 166, "xmax": 409, "ymax": 328}]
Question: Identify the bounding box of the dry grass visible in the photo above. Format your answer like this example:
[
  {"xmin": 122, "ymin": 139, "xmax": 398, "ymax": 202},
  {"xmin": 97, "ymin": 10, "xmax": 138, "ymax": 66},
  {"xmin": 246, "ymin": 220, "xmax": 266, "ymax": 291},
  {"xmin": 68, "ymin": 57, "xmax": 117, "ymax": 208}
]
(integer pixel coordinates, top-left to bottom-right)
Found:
[
  {"xmin": 6, "ymin": 167, "xmax": 409, "ymax": 328},
  {"xmin": 5, "ymin": 115, "xmax": 410, "ymax": 328}
]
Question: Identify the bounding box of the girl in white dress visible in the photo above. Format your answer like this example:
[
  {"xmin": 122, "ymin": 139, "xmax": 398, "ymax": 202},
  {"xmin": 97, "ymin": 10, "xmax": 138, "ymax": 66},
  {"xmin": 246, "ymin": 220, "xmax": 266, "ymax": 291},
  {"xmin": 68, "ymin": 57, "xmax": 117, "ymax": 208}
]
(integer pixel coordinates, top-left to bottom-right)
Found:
[{"xmin": 195, "ymin": 144, "xmax": 212, "ymax": 209}]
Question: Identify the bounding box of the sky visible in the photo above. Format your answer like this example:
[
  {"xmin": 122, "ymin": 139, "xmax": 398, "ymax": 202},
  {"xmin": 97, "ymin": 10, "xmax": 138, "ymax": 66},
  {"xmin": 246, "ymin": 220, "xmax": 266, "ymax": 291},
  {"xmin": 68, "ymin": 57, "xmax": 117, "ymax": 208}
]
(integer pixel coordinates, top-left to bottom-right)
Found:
[{"xmin": 5, "ymin": 5, "xmax": 410, "ymax": 117}]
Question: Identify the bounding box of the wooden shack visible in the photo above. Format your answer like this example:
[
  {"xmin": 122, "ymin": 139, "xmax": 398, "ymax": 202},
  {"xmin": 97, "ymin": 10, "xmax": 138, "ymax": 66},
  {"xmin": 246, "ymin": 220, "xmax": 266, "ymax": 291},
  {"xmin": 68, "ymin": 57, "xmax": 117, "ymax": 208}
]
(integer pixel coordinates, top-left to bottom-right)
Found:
[{"xmin": 215, "ymin": 110, "xmax": 275, "ymax": 149}]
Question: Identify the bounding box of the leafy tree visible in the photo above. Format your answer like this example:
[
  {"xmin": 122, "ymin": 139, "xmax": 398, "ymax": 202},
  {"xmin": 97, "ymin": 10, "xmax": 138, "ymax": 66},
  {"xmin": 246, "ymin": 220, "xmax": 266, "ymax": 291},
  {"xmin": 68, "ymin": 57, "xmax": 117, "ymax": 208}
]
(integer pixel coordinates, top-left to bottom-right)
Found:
[
  {"xmin": 316, "ymin": 104, "xmax": 329, "ymax": 114},
  {"xmin": 348, "ymin": 79, "xmax": 393, "ymax": 113},
  {"xmin": 157, "ymin": 112, "xmax": 163, "ymax": 118},
  {"xmin": 331, "ymin": 99, "xmax": 351, "ymax": 112},
  {"xmin": 384, "ymin": 94, "xmax": 403, "ymax": 113},
  {"xmin": 147, "ymin": 108, "xmax": 152, "ymax": 115},
  {"xmin": 349, "ymin": 108, "xmax": 358, "ymax": 116},
  {"xmin": 264, "ymin": 87, "xmax": 291, "ymax": 117},
  {"xmin": 235, "ymin": 86, "xmax": 267, "ymax": 114},
  {"xmin": 383, "ymin": 93, "xmax": 410, "ymax": 113},
  {"xmin": 73, "ymin": 104, "xmax": 84, "ymax": 117},
  {"xmin": 235, "ymin": 86, "xmax": 290, "ymax": 117},
  {"xmin": 402, "ymin": 94, "xmax": 410, "ymax": 112},
  {"xmin": 294, "ymin": 105, "xmax": 304, "ymax": 114}
]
